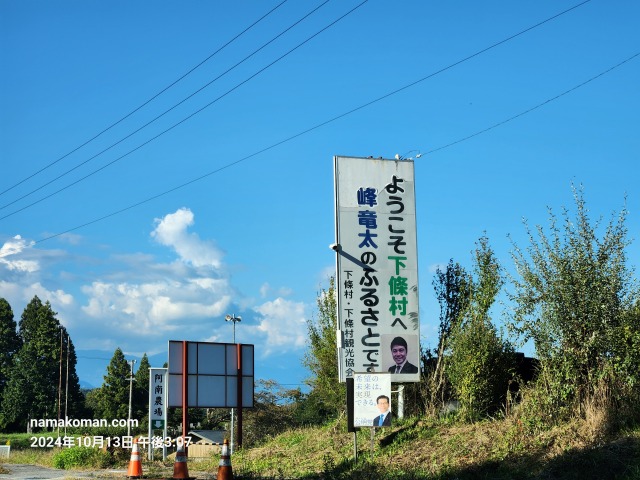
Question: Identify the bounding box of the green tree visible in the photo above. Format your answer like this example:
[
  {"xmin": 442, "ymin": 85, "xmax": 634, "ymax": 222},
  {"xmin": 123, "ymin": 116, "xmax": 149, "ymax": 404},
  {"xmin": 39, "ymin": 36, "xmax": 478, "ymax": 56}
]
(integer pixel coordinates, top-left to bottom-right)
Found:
[
  {"xmin": 0, "ymin": 298, "xmax": 21, "ymax": 399},
  {"xmin": 1, "ymin": 296, "xmax": 82, "ymax": 431},
  {"xmin": 429, "ymin": 260, "xmax": 472, "ymax": 411},
  {"xmin": 509, "ymin": 187, "xmax": 639, "ymax": 419},
  {"xmin": 448, "ymin": 235, "xmax": 515, "ymax": 421},
  {"xmin": 302, "ymin": 277, "xmax": 345, "ymax": 421},
  {"xmin": 133, "ymin": 353, "xmax": 150, "ymax": 421},
  {"xmin": 95, "ymin": 348, "xmax": 132, "ymax": 420}
]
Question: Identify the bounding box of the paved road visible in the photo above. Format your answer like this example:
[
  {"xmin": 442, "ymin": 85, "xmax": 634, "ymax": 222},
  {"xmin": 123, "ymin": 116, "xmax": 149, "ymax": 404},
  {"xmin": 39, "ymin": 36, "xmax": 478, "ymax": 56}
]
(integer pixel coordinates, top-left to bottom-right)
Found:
[{"xmin": 1, "ymin": 464, "xmax": 127, "ymax": 479}]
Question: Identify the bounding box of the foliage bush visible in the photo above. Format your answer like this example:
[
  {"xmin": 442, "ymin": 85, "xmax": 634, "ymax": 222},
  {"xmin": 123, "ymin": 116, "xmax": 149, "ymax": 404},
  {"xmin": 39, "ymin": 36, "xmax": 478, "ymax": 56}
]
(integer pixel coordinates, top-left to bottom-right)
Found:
[
  {"xmin": 51, "ymin": 446, "xmax": 111, "ymax": 469},
  {"xmin": 509, "ymin": 187, "xmax": 640, "ymax": 424},
  {"xmin": 447, "ymin": 235, "xmax": 515, "ymax": 421},
  {"xmin": 448, "ymin": 318, "xmax": 515, "ymax": 421}
]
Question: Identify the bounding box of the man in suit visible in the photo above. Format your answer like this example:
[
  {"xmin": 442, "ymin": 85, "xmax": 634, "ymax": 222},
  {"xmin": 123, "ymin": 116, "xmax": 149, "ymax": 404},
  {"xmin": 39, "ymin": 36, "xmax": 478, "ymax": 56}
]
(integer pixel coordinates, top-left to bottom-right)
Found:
[
  {"xmin": 372, "ymin": 395, "xmax": 391, "ymax": 427},
  {"xmin": 388, "ymin": 336, "xmax": 419, "ymax": 374}
]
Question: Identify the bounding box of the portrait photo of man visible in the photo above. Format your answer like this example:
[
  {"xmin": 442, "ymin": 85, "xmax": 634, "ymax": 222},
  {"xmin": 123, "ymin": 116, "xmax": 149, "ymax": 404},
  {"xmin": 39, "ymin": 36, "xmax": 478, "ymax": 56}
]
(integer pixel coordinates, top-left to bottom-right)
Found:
[
  {"xmin": 387, "ymin": 336, "xmax": 419, "ymax": 374},
  {"xmin": 372, "ymin": 394, "xmax": 392, "ymax": 427}
]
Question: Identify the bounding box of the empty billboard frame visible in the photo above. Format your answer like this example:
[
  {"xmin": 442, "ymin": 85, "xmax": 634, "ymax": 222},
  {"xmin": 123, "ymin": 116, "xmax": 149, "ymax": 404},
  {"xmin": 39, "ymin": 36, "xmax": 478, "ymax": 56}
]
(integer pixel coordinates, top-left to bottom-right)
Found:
[{"xmin": 168, "ymin": 340, "xmax": 254, "ymax": 408}]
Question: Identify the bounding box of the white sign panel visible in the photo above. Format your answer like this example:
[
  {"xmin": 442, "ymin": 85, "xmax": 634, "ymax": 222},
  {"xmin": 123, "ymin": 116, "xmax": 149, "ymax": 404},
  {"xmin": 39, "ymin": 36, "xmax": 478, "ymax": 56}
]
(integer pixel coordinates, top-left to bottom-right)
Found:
[
  {"xmin": 149, "ymin": 368, "xmax": 168, "ymax": 430},
  {"xmin": 148, "ymin": 367, "xmax": 168, "ymax": 460},
  {"xmin": 168, "ymin": 341, "xmax": 254, "ymax": 408},
  {"xmin": 334, "ymin": 156, "xmax": 420, "ymax": 382},
  {"xmin": 353, "ymin": 373, "xmax": 392, "ymax": 427}
]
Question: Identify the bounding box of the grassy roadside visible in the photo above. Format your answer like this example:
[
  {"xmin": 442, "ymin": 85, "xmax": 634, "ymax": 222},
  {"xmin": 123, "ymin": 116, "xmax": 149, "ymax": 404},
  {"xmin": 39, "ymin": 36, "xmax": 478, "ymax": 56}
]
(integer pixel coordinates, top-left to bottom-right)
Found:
[
  {"xmin": 2, "ymin": 417, "xmax": 640, "ymax": 479},
  {"xmin": 232, "ymin": 415, "xmax": 640, "ymax": 479}
]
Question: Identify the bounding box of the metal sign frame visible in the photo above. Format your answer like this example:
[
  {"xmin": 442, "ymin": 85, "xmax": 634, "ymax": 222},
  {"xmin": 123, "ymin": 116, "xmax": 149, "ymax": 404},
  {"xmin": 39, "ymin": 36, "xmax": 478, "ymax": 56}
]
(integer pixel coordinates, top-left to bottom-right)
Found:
[
  {"xmin": 168, "ymin": 341, "xmax": 254, "ymax": 408},
  {"xmin": 334, "ymin": 156, "xmax": 421, "ymax": 382}
]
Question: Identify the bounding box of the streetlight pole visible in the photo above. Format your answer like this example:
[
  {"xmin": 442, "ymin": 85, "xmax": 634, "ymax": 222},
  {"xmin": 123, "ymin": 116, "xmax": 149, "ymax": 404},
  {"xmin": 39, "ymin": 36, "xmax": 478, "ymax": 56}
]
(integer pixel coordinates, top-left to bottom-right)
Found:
[
  {"xmin": 225, "ymin": 314, "xmax": 241, "ymax": 344},
  {"xmin": 224, "ymin": 314, "xmax": 241, "ymax": 454}
]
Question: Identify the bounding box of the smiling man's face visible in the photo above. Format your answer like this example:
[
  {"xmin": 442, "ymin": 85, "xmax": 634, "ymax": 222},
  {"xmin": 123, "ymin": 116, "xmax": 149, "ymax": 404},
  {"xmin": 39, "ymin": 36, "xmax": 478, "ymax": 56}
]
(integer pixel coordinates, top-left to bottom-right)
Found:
[
  {"xmin": 391, "ymin": 344, "xmax": 407, "ymax": 365},
  {"xmin": 377, "ymin": 397, "xmax": 389, "ymax": 413}
]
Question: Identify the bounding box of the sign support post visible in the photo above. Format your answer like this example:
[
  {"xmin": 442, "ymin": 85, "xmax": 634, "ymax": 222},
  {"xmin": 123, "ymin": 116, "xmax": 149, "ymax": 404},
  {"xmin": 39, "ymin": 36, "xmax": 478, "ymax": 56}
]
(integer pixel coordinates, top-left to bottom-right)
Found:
[
  {"xmin": 182, "ymin": 340, "xmax": 188, "ymax": 450},
  {"xmin": 236, "ymin": 343, "xmax": 243, "ymax": 449}
]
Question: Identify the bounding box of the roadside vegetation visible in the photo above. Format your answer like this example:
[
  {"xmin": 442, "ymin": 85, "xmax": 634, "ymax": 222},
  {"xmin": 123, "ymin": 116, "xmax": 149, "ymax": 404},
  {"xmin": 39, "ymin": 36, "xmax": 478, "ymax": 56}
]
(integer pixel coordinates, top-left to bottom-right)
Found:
[{"xmin": 1, "ymin": 186, "xmax": 640, "ymax": 479}]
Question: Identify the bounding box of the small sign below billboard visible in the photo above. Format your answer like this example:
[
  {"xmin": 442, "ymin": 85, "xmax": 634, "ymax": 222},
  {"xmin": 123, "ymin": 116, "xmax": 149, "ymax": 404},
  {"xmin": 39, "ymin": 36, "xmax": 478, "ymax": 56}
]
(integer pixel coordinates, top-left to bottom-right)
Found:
[{"xmin": 353, "ymin": 373, "xmax": 392, "ymax": 428}]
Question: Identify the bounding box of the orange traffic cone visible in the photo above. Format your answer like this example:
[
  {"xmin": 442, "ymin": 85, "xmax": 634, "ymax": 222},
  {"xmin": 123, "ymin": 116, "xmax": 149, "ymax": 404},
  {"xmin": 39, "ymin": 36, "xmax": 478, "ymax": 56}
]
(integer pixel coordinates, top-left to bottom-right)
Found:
[
  {"xmin": 217, "ymin": 438, "xmax": 233, "ymax": 480},
  {"xmin": 127, "ymin": 438, "xmax": 143, "ymax": 479},
  {"xmin": 171, "ymin": 443, "xmax": 190, "ymax": 479}
]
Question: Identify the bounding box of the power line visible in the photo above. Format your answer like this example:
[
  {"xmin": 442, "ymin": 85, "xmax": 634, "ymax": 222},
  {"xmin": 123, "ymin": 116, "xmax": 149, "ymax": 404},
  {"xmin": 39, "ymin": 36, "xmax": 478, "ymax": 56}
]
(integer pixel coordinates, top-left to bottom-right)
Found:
[
  {"xmin": 0, "ymin": 0, "xmax": 333, "ymax": 213},
  {"xmin": 0, "ymin": 0, "xmax": 289, "ymax": 198},
  {"xmin": 11, "ymin": 0, "xmax": 605, "ymax": 240},
  {"xmin": 31, "ymin": 50, "xmax": 638, "ymax": 245},
  {"xmin": 0, "ymin": 0, "xmax": 366, "ymax": 221},
  {"xmin": 423, "ymin": 52, "xmax": 640, "ymax": 156},
  {"xmin": 2, "ymin": 1, "xmax": 594, "ymax": 219}
]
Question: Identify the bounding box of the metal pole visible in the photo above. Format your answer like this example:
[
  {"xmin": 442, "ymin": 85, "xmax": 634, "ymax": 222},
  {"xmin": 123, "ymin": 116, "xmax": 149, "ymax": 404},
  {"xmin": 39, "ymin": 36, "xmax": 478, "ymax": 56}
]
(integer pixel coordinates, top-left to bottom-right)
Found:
[
  {"xmin": 182, "ymin": 341, "xmax": 188, "ymax": 447},
  {"xmin": 370, "ymin": 428, "xmax": 375, "ymax": 459},
  {"xmin": 57, "ymin": 328, "xmax": 62, "ymax": 438},
  {"xmin": 230, "ymin": 322, "xmax": 235, "ymax": 455},
  {"xmin": 353, "ymin": 432, "xmax": 358, "ymax": 463},
  {"xmin": 128, "ymin": 359, "xmax": 136, "ymax": 438},
  {"xmin": 391, "ymin": 385, "xmax": 406, "ymax": 419},
  {"xmin": 225, "ymin": 314, "xmax": 241, "ymax": 454},
  {"xmin": 236, "ymin": 343, "xmax": 243, "ymax": 450},
  {"xmin": 64, "ymin": 335, "xmax": 69, "ymax": 436}
]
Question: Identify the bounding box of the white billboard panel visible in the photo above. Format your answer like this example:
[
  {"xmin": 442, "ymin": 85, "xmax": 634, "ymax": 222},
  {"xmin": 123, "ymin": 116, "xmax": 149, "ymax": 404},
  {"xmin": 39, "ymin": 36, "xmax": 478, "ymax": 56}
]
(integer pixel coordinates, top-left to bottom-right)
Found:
[{"xmin": 334, "ymin": 156, "xmax": 420, "ymax": 382}]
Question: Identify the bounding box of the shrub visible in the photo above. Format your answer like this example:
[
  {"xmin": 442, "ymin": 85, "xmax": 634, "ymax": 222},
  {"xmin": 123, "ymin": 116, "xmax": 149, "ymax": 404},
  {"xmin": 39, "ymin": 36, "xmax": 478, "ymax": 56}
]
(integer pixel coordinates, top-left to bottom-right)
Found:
[
  {"xmin": 52, "ymin": 446, "xmax": 111, "ymax": 469},
  {"xmin": 448, "ymin": 317, "xmax": 514, "ymax": 421}
]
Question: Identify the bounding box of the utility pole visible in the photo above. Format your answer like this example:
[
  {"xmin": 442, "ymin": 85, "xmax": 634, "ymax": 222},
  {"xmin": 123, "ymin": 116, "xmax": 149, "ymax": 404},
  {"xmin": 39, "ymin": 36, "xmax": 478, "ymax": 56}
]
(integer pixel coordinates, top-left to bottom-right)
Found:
[
  {"xmin": 57, "ymin": 328, "xmax": 63, "ymax": 438},
  {"xmin": 64, "ymin": 334, "xmax": 70, "ymax": 436},
  {"xmin": 128, "ymin": 359, "xmax": 136, "ymax": 438},
  {"xmin": 224, "ymin": 314, "xmax": 241, "ymax": 454}
]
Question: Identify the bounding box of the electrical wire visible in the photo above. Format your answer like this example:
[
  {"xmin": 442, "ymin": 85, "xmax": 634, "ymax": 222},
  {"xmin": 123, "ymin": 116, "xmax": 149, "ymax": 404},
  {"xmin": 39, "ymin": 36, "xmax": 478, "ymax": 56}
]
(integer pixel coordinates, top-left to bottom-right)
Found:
[
  {"xmin": 31, "ymin": 51, "xmax": 638, "ymax": 245},
  {"xmin": 0, "ymin": 0, "xmax": 366, "ymax": 221},
  {"xmin": 1, "ymin": 0, "xmax": 329, "ymax": 211},
  {"xmin": 423, "ymin": 52, "xmax": 640, "ymax": 156},
  {"xmin": 1, "ymin": 0, "xmax": 593, "ymax": 217},
  {"xmin": 0, "ymin": 0, "xmax": 289, "ymax": 199},
  {"xmin": 4, "ymin": 0, "xmax": 610, "ymax": 239}
]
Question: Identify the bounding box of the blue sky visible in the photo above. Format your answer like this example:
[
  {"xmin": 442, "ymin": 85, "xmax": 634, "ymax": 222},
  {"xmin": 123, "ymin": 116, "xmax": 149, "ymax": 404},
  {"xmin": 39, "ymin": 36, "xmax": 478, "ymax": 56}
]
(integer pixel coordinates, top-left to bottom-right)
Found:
[{"xmin": 1, "ymin": 1, "xmax": 639, "ymax": 390}]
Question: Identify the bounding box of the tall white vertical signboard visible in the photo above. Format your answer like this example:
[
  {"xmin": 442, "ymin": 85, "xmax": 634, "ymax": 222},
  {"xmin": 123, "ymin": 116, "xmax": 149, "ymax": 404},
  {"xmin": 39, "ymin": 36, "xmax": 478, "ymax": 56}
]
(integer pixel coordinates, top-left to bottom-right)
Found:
[
  {"xmin": 148, "ymin": 368, "xmax": 168, "ymax": 460},
  {"xmin": 334, "ymin": 156, "xmax": 420, "ymax": 383}
]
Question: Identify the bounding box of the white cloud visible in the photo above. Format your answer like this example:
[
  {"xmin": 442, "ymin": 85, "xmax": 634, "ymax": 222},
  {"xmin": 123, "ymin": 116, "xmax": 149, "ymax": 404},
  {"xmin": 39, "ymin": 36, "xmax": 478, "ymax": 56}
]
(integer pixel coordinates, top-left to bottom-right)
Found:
[
  {"xmin": 0, "ymin": 235, "xmax": 38, "ymax": 272},
  {"xmin": 151, "ymin": 208, "xmax": 224, "ymax": 268},
  {"xmin": 27, "ymin": 282, "xmax": 74, "ymax": 307},
  {"xmin": 81, "ymin": 279, "xmax": 232, "ymax": 336},
  {"xmin": 250, "ymin": 298, "xmax": 308, "ymax": 355},
  {"xmin": 259, "ymin": 283, "xmax": 293, "ymax": 299},
  {"xmin": 71, "ymin": 208, "xmax": 237, "ymax": 347}
]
